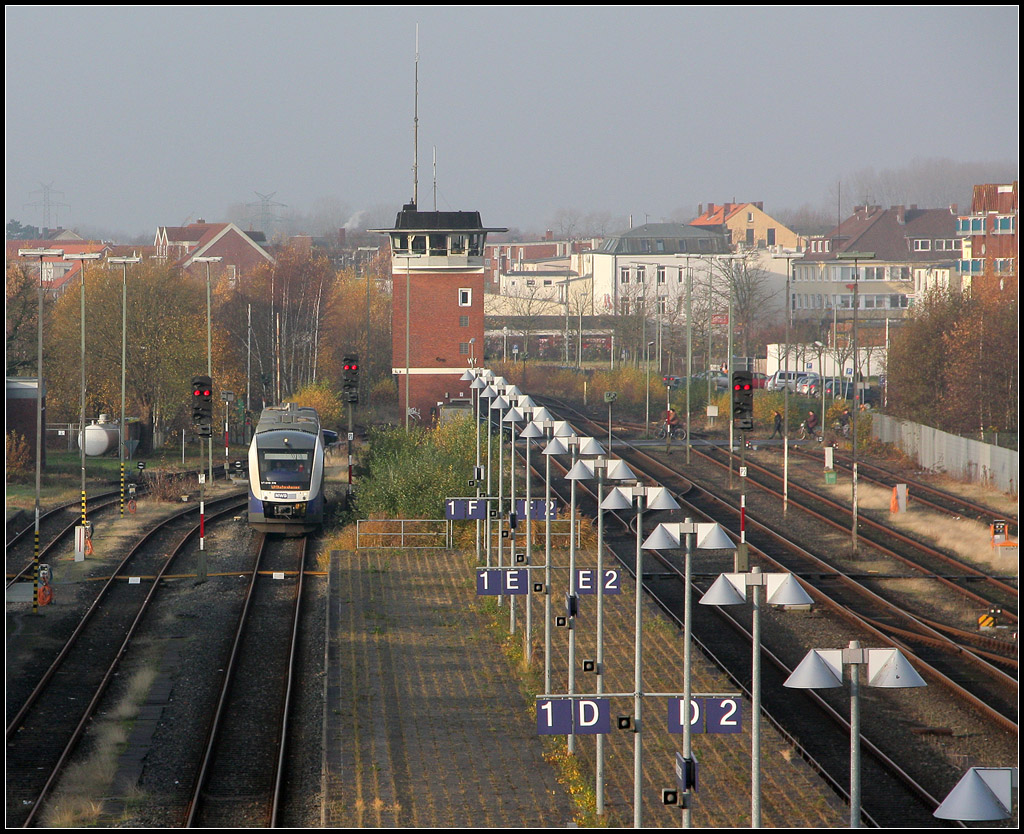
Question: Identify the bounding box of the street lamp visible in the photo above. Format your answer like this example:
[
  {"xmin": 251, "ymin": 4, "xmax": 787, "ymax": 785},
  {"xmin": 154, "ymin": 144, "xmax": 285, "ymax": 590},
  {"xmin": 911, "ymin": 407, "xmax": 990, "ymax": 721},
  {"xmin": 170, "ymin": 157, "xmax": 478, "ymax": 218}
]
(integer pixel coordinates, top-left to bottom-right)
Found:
[
  {"xmin": 193, "ymin": 256, "xmax": 222, "ymax": 482},
  {"xmin": 65, "ymin": 252, "xmax": 102, "ymax": 536},
  {"xmin": 601, "ymin": 484, "xmax": 682, "ymax": 828},
  {"xmin": 108, "ymin": 255, "xmax": 142, "ymax": 517},
  {"xmin": 784, "ymin": 640, "xmax": 926, "ymax": 827},
  {"xmin": 772, "ymin": 251, "xmax": 803, "ymax": 514},
  {"xmin": 700, "ymin": 567, "xmax": 814, "ymax": 826},
  {"xmin": 641, "ymin": 519, "xmax": 734, "ymax": 827},
  {"xmin": 835, "ymin": 251, "xmax": 875, "ymax": 550},
  {"xmin": 17, "ymin": 247, "xmax": 64, "ymax": 612}
]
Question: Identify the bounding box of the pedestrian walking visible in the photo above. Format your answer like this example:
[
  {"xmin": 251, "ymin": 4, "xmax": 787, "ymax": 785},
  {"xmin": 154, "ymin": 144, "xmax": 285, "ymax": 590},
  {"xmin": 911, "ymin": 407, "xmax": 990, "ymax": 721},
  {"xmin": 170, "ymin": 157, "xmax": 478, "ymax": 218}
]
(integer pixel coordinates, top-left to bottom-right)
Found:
[{"xmin": 768, "ymin": 409, "xmax": 783, "ymax": 439}]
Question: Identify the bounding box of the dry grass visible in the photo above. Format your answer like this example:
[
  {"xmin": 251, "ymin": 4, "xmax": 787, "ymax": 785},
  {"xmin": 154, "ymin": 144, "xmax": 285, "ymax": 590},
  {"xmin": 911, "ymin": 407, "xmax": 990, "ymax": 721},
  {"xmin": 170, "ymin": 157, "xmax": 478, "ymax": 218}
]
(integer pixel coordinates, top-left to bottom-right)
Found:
[{"xmin": 40, "ymin": 666, "xmax": 157, "ymax": 827}]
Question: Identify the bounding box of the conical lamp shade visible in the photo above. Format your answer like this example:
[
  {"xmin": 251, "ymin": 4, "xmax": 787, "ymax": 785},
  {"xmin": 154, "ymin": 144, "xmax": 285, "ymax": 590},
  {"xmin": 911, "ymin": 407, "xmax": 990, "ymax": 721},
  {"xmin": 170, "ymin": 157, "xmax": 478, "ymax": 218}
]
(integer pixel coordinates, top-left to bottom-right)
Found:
[
  {"xmin": 606, "ymin": 459, "xmax": 637, "ymax": 481},
  {"xmin": 695, "ymin": 523, "xmax": 734, "ymax": 550},
  {"xmin": 766, "ymin": 573, "xmax": 814, "ymax": 606},
  {"xmin": 933, "ymin": 769, "xmax": 1013, "ymax": 821},
  {"xmin": 784, "ymin": 650, "xmax": 844, "ymax": 689},
  {"xmin": 577, "ymin": 436, "xmax": 605, "ymax": 456},
  {"xmin": 543, "ymin": 437, "xmax": 569, "ymax": 456},
  {"xmin": 520, "ymin": 422, "xmax": 545, "ymax": 439},
  {"xmin": 552, "ymin": 421, "xmax": 574, "ymax": 437},
  {"xmin": 867, "ymin": 649, "xmax": 927, "ymax": 688},
  {"xmin": 700, "ymin": 574, "xmax": 746, "ymax": 605},
  {"xmin": 566, "ymin": 460, "xmax": 595, "ymax": 480},
  {"xmin": 646, "ymin": 487, "xmax": 681, "ymax": 511},
  {"xmin": 642, "ymin": 523, "xmax": 681, "ymax": 550},
  {"xmin": 601, "ymin": 487, "xmax": 635, "ymax": 511},
  {"xmin": 531, "ymin": 406, "xmax": 554, "ymax": 422}
]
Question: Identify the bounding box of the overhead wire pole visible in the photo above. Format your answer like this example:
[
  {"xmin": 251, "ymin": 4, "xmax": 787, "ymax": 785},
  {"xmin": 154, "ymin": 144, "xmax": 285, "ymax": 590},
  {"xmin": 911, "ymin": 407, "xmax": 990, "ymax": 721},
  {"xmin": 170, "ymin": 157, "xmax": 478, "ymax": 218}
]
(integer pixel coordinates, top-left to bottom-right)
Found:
[
  {"xmin": 109, "ymin": 255, "xmax": 142, "ymax": 516},
  {"xmin": 65, "ymin": 252, "xmax": 102, "ymax": 539},
  {"xmin": 19, "ymin": 247, "xmax": 64, "ymax": 613}
]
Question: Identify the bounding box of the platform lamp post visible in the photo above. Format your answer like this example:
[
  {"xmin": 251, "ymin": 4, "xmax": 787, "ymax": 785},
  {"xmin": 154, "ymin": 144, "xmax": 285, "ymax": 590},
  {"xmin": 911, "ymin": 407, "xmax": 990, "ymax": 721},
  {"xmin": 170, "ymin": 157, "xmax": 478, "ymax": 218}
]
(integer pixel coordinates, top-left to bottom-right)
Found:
[
  {"xmin": 488, "ymin": 386, "xmax": 511, "ymax": 585},
  {"xmin": 645, "ymin": 340, "xmax": 655, "ymax": 438},
  {"xmin": 502, "ymin": 400, "xmax": 526, "ymax": 633},
  {"xmin": 478, "ymin": 381, "xmax": 499, "ymax": 568},
  {"xmin": 700, "ymin": 567, "xmax": 814, "ymax": 827},
  {"xmin": 835, "ymin": 251, "xmax": 874, "ymax": 551},
  {"xmin": 18, "ymin": 247, "xmax": 64, "ymax": 613},
  {"xmin": 64, "ymin": 252, "xmax": 103, "ymax": 539},
  {"xmin": 934, "ymin": 767, "xmax": 1018, "ymax": 821},
  {"xmin": 573, "ymin": 454, "xmax": 637, "ymax": 816},
  {"xmin": 539, "ymin": 428, "xmax": 568, "ymax": 693},
  {"xmin": 599, "ymin": 484, "xmax": 681, "ymax": 828},
  {"xmin": 784, "ymin": 640, "xmax": 926, "ymax": 827},
  {"xmin": 562, "ymin": 434, "xmax": 605, "ymax": 754},
  {"xmin": 640, "ymin": 519, "xmax": 734, "ymax": 826},
  {"xmin": 109, "ymin": 255, "xmax": 142, "ymax": 517},
  {"xmin": 518, "ymin": 414, "xmax": 546, "ymax": 662},
  {"xmin": 461, "ymin": 368, "xmax": 483, "ymax": 559},
  {"xmin": 193, "ymin": 256, "xmax": 222, "ymax": 482}
]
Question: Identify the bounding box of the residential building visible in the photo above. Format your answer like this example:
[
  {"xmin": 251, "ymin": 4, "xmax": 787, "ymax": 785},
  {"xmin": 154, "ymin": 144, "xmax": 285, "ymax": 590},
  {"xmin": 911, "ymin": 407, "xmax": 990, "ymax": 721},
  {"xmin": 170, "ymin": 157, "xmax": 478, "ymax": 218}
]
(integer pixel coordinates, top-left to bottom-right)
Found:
[
  {"xmin": 484, "ymin": 233, "xmax": 595, "ymax": 293},
  {"xmin": 7, "ymin": 240, "xmax": 112, "ymax": 297},
  {"xmin": 691, "ymin": 201, "xmax": 803, "ymax": 251},
  {"xmin": 955, "ymin": 182, "xmax": 1017, "ymax": 287},
  {"xmin": 793, "ymin": 204, "xmax": 961, "ymax": 323},
  {"xmin": 154, "ymin": 220, "xmax": 274, "ymax": 284}
]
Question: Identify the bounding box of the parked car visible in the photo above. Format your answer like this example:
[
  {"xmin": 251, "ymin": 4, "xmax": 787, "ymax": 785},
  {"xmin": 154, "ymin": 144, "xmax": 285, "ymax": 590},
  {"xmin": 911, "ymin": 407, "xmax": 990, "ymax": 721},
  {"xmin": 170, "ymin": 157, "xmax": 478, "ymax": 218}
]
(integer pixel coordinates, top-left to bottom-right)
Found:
[
  {"xmin": 766, "ymin": 370, "xmax": 805, "ymax": 392},
  {"xmin": 751, "ymin": 372, "xmax": 768, "ymax": 389},
  {"xmin": 692, "ymin": 370, "xmax": 729, "ymax": 391},
  {"xmin": 797, "ymin": 373, "xmax": 821, "ymax": 396}
]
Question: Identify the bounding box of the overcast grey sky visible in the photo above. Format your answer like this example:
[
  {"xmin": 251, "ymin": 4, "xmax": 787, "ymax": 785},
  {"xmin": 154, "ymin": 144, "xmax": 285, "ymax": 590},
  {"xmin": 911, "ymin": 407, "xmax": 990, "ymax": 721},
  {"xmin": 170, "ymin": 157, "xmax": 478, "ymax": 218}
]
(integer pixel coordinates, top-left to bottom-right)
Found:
[{"xmin": 5, "ymin": 5, "xmax": 1018, "ymax": 239}]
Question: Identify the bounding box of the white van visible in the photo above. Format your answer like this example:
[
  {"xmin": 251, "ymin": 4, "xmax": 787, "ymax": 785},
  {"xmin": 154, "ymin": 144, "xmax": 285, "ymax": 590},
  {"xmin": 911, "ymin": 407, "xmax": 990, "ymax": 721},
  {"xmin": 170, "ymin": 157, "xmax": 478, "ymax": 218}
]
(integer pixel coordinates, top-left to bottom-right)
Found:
[{"xmin": 767, "ymin": 371, "xmax": 805, "ymax": 392}]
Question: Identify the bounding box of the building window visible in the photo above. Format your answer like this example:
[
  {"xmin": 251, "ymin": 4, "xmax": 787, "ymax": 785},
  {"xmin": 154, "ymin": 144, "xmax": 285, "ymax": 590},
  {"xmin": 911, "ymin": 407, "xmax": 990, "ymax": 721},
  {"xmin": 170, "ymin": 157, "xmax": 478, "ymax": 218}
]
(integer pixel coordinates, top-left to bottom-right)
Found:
[
  {"xmin": 620, "ymin": 267, "xmax": 630, "ymax": 284},
  {"xmin": 657, "ymin": 266, "xmax": 666, "ymax": 284},
  {"xmin": 636, "ymin": 266, "xmax": 646, "ymax": 283},
  {"xmin": 912, "ymin": 239, "xmax": 932, "ymax": 251},
  {"xmin": 458, "ymin": 288, "xmax": 472, "ymax": 306},
  {"xmin": 459, "ymin": 315, "xmax": 469, "ymax": 327},
  {"xmin": 993, "ymin": 216, "xmax": 1015, "ymax": 234},
  {"xmin": 864, "ymin": 266, "xmax": 884, "ymax": 281},
  {"xmin": 459, "ymin": 342, "xmax": 470, "ymax": 355}
]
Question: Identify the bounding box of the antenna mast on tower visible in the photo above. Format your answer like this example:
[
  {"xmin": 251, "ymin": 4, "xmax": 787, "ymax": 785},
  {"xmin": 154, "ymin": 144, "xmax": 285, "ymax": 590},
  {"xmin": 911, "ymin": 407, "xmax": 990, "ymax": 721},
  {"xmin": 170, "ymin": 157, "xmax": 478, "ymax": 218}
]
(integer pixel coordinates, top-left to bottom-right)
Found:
[{"xmin": 413, "ymin": 24, "xmax": 419, "ymax": 207}]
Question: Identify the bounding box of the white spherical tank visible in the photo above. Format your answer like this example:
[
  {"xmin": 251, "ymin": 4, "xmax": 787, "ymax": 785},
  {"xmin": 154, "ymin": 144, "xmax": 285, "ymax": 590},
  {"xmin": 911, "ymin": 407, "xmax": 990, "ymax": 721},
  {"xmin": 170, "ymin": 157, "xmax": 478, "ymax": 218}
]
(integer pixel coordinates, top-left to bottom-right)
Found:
[{"xmin": 78, "ymin": 415, "xmax": 121, "ymax": 456}]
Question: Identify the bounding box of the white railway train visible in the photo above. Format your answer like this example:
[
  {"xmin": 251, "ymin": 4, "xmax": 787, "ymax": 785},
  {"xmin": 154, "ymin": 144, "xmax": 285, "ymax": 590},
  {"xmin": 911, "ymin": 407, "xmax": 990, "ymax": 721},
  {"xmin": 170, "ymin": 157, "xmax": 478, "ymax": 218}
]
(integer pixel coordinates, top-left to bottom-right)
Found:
[{"xmin": 247, "ymin": 404, "xmax": 326, "ymax": 535}]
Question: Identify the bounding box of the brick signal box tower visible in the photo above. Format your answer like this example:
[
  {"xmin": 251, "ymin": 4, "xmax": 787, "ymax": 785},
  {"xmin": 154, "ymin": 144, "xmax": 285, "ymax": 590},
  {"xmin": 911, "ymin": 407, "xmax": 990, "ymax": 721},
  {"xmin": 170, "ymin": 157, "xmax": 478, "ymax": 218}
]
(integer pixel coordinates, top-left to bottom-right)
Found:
[{"xmin": 374, "ymin": 202, "xmax": 506, "ymax": 422}]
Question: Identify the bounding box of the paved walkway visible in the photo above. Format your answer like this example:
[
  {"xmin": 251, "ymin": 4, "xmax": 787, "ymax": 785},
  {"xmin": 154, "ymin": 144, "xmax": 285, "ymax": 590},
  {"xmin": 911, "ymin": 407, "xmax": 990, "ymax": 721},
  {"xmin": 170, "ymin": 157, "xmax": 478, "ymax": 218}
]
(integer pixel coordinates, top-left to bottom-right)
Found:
[
  {"xmin": 323, "ymin": 544, "xmax": 848, "ymax": 827},
  {"xmin": 323, "ymin": 549, "xmax": 576, "ymax": 827}
]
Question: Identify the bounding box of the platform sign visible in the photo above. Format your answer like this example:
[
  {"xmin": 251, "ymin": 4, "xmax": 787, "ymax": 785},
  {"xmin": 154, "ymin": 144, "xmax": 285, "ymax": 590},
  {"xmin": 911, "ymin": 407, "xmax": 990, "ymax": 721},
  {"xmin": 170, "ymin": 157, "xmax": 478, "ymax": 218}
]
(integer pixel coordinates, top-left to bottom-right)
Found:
[
  {"xmin": 668, "ymin": 698, "xmax": 742, "ymax": 734},
  {"xmin": 515, "ymin": 498, "xmax": 558, "ymax": 520},
  {"xmin": 446, "ymin": 498, "xmax": 489, "ymax": 520},
  {"xmin": 476, "ymin": 568, "xmax": 529, "ymax": 596},
  {"xmin": 576, "ymin": 569, "xmax": 621, "ymax": 595},
  {"xmin": 536, "ymin": 698, "xmax": 610, "ymax": 735}
]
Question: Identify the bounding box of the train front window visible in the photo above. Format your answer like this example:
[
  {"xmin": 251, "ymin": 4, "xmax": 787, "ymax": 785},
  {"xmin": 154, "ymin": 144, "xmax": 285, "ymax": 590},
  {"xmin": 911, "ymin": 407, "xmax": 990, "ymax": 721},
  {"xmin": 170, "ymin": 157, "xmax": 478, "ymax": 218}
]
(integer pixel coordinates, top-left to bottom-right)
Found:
[{"xmin": 258, "ymin": 450, "xmax": 314, "ymax": 490}]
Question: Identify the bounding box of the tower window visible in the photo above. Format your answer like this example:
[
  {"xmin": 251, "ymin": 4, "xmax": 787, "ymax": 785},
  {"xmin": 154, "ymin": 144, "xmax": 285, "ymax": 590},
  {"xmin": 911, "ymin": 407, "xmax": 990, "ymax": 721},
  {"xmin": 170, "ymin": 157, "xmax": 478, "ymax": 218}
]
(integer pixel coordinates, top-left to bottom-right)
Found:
[
  {"xmin": 458, "ymin": 288, "xmax": 472, "ymax": 307},
  {"xmin": 459, "ymin": 315, "xmax": 469, "ymax": 327}
]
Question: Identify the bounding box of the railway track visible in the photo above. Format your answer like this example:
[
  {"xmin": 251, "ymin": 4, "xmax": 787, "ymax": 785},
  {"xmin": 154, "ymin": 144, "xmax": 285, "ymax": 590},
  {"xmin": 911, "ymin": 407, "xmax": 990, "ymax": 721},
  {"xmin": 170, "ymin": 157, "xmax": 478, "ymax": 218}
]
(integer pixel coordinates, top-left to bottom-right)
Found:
[
  {"xmin": 500, "ymin": 399, "xmax": 1016, "ymax": 825},
  {"xmin": 5, "ymin": 493, "xmax": 247, "ymax": 828},
  {"xmin": 185, "ymin": 532, "xmax": 309, "ymax": 827}
]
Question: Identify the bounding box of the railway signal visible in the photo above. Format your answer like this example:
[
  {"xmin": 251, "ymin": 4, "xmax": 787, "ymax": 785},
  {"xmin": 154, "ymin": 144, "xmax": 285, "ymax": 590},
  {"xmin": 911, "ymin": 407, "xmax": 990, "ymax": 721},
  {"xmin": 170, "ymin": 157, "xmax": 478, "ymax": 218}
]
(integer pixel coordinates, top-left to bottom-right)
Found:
[
  {"xmin": 732, "ymin": 371, "xmax": 753, "ymax": 431},
  {"xmin": 192, "ymin": 375, "xmax": 213, "ymax": 436},
  {"xmin": 343, "ymin": 354, "xmax": 360, "ymax": 404}
]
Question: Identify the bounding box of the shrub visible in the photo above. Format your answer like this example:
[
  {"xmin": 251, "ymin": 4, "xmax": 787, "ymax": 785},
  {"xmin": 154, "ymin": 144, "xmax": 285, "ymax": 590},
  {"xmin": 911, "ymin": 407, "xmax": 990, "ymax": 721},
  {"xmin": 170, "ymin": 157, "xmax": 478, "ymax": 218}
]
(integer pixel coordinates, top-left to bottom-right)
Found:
[{"xmin": 5, "ymin": 431, "xmax": 32, "ymax": 483}]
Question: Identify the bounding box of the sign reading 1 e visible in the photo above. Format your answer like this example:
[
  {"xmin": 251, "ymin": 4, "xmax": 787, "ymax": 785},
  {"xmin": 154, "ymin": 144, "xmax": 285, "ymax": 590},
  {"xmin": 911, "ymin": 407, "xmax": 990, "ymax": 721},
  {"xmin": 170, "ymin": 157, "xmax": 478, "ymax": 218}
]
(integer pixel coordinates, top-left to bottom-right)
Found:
[{"xmin": 476, "ymin": 569, "xmax": 529, "ymax": 595}]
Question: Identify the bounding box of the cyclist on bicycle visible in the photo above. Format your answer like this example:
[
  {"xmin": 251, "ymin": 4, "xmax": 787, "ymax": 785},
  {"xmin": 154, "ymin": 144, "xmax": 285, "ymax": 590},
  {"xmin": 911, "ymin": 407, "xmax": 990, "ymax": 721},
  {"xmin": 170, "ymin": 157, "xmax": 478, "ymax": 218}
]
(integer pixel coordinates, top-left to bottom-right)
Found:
[{"xmin": 664, "ymin": 408, "xmax": 681, "ymax": 438}]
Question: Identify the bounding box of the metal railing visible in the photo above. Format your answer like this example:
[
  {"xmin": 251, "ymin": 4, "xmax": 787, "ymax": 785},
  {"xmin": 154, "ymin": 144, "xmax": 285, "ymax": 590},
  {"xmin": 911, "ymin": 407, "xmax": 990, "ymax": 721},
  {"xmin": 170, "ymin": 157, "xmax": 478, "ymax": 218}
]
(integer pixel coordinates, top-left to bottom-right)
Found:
[{"xmin": 356, "ymin": 519, "xmax": 451, "ymax": 549}]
